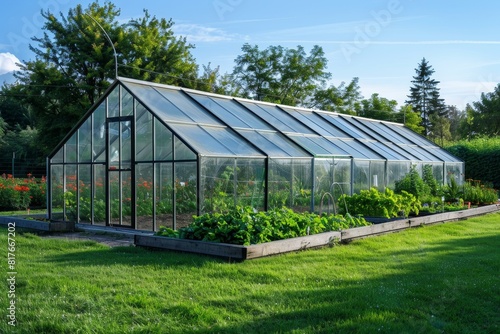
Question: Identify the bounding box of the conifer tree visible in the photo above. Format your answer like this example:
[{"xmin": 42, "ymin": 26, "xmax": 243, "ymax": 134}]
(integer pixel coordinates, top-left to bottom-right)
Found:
[{"xmin": 406, "ymin": 58, "xmax": 446, "ymax": 137}]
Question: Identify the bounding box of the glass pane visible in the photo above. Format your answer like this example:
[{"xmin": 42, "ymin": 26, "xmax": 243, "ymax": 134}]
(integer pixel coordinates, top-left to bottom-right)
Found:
[
  {"xmin": 291, "ymin": 159, "xmax": 313, "ymax": 212},
  {"xmin": 155, "ymin": 118, "xmax": 173, "ymax": 161},
  {"xmin": 136, "ymin": 164, "xmax": 154, "ymax": 231},
  {"xmin": 200, "ymin": 157, "xmax": 236, "ymax": 213},
  {"xmin": 313, "ymin": 158, "xmax": 332, "ymax": 212},
  {"xmin": 155, "ymin": 87, "xmax": 220, "ymax": 125},
  {"xmin": 109, "ymin": 171, "xmax": 132, "ymax": 227},
  {"xmin": 64, "ymin": 165, "xmax": 77, "ymax": 221},
  {"xmin": 121, "ymin": 121, "xmax": 132, "ymax": 169},
  {"xmin": 156, "ymin": 163, "xmax": 173, "ymax": 230},
  {"xmin": 66, "ymin": 133, "xmax": 77, "ymax": 163},
  {"xmin": 333, "ymin": 159, "xmax": 352, "ymax": 199},
  {"xmin": 93, "ymin": 103, "xmax": 106, "ymax": 162},
  {"xmin": 204, "ymin": 126, "xmax": 263, "ymax": 157},
  {"xmin": 109, "ymin": 122, "xmax": 120, "ymax": 169},
  {"xmin": 174, "ymin": 136, "xmax": 196, "ymax": 160},
  {"xmin": 175, "ymin": 162, "xmax": 197, "ymax": 228},
  {"xmin": 108, "ymin": 85, "xmax": 120, "ymax": 118},
  {"xmin": 236, "ymin": 158, "xmax": 266, "ymax": 211},
  {"xmin": 78, "ymin": 165, "xmax": 92, "ymax": 223},
  {"xmin": 269, "ymin": 159, "xmax": 293, "ymax": 209},
  {"xmin": 136, "ymin": 103, "xmax": 153, "ymax": 162},
  {"xmin": 78, "ymin": 118, "xmax": 92, "ymax": 163},
  {"xmin": 50, "ymin": 165, "xmax": 64, "ymax": 219},
  {"xmin": 52, "ymin": 147, "xmax": 64, "ymax": 164},
  {"xmin": 353, "ymin": 160, "xmax": 370, "ymax": 193},
  {"xmin": 121, "ymin": 86, "xmax": 134, "ymax": 116},
  {"xmin": 122, "ymin": 82, "xmax": 191, "ymax": 123},
  {"xmin": 188, "ymin": 93, "xmax": 249, "ymax": 128},
  {"xmin": 387, "ymin": 161, "xmax": 411, "ymax": 189},
  {"xmin": 370, "ymin": 161, "xmax": 386, "ymax": 191},
  {"xmin": 93, "ymin": 164, "xmax": 106, "ymax": 225}
]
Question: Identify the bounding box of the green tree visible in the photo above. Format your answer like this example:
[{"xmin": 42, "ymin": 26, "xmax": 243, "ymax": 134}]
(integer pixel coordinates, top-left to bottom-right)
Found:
[
  {"xmin": 394, "ymin": 105, "xmax": 424, "ymax": 134},
  {"xmin": 11, "ymin": 1, "xmax": 201, "ymax": 156},
  {"xmin": 406, "ymin": 58, "xmax": 446, "ymax": 136},
  {"xmin": 231, "ymin": 44, "xmax": 331, "ymax": 106},
  {"xmin": 471, "ymin": 83, "xmax": 500, "ymax": 136},
  {"xmin": 358, "ymin": 93, "xmax": 398, "ymax": 121},
  {"xmin": 310, "ymin": 77, "xmax": 362, "ymax": 114}
]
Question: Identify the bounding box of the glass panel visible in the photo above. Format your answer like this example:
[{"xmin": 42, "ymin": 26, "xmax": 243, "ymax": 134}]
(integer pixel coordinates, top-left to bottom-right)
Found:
[
  {"xmin": 238, "ymin": 130, "xmax": 309, "ymax": 157},
  {"xmin": 66, "ymin": 133, "xmax": 77, "ymax": 163},
  {"xmin": 108, "ymin": 85, "xmax": 120, "ymax": 118},
  {"xmin": 64, "ymin": 165, "xmax": 77, "ymax": 221},
  {"xmin": 446, "ymin": 163, "xmax": 464, "ymax": 186},
  {"xmin": 109, "ymin": 122, "xmax": 120, "ymax": 169},
  {"xmin": 154, "ymin": 87, "xmax": 220, "ymax": 125},
  {"xmin": 93, "ymin": 103, "xmax": 106, "ymax": 162},
  {"xmin": 333, "ymin": 159, "xmax": 352, "ymax": 199},
  {"xmin": 136, "ymin": 164, "xmax": 154, "ymax": 231},
  {"xmin": 156, "ymin": 163, "xmax": 173, "ymax": 230},
  {"xmin": 93, "ymin": 164, "xmax": 106, "ymax": 225},
  {"xmin": 175, "ymin": 162, "xmax": 197, "ymax": 229},
  {"xmin": 155, "ymin": 118, "xmax": 173, "ymax": 161},
  {"xmin": 236, "ymin": 158, "xmax": 266, "ymax": 210},
  {"xmin": 109, "ymin": 171, "xmax": 132, "ymax": 227},
  {"xmin": 136, "ymin": 103, "xmax": 153, "ymax": 162},
  {"xmin": 291, "ymin": 159, "xmax": 313, "ymax": 212},
  {"xmin": 170, "ymin": 123, "xmax": 230, "ymax": 156},
  {"xmin": 432, "ymin": 163, "xmax": 444, "ymax": 186},
  {"xmin": 314, "ymin": 158, "xmax": 351, "ymax": 213},
  {"xmin": 320, "ymin": 114, "xmax": 368, "ymax": 139},
  {"xmin": 268, "ymin": 159, "xmax": 293, "ymax": 209},
  {"xmin": 78, "ymin": 165, "xmax": 92, "ymax": 223},
  {"xmin": 50, "ymin": 165, "xmax": 64, "ymax": 219},
  {"xmin": 174, "ymin": 136, "xmax": 196, "ymax": 160},
  {"xmin": 78, "ymin": 118, "xmax": 92, "ymax": 163},
  {"xmin": 122, "ymin": 82, "xmax": 191, "ymax": 123},
  {"xmin": 338, "ymin": 139, "xmax": 383, "ymax": 159},
  {"xmin": 353, "ymin": 160, "xmax": 370, "ymax": 193},
  {"xmin": 200, "ymin": 157, "xmax": 236, "ymax": 213},
  {"xmin": 121, "ymin": 121, "xmax": 132, "ymax": 169},
  {"xmin": 121, "ymin": 86, "xmax": 134, "ymax": 116},
  {"xmin": 188, "ymin": 93, "xmax": 249, "ymax": 128},
  {"xmin": 203, "ymin": 126, "xmax": 262, "ymax": 156},
  {"xmin": 51, "ymin": 147, "xmax": 64, "ymax": 164},
  {"xmin": 387, "ymin": 161, "xmax": 411, "ymax": 189},
  {"xmin": 370, "ymin": 161, "xmax": 386, "ymax": 191}
]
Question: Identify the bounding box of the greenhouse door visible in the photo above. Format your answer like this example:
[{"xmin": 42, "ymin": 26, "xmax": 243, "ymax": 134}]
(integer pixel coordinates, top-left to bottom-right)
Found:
[{"xmin": 107, "ymin": 117, "xmax": 135, "ymax": 228}]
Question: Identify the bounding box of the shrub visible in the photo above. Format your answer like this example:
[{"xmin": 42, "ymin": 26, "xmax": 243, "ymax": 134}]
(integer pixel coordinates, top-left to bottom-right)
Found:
[
  {"xmin": 395, "ymin": 165, "xmax": 429, "ymax": 199},
  {"xmin": 339, "ymin": 187, "xmax": 421, "ymax": 219}
]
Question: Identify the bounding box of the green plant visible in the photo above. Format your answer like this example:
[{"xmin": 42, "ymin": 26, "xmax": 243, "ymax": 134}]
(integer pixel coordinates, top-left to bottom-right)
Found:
[
  {"xmin": 394, "ymin": 165, "xmax": 429, "ymax": 199},
  {"xmin": 339, "ymin": 187, "xmax": 421, "ymax": 219},
  {"xmin": 157, "ymin": 206, "xmax": 370, "ymax": 245}
]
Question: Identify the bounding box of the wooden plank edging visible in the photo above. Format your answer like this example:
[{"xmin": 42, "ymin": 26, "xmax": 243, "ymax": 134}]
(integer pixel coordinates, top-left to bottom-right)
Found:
[
  {"xmin": 0, "ymin": 216, "xmax": 75, "ymax": 232},
  {"xmin": 134, "ymin": 204, "xmax": 500, "ymax": 259}
]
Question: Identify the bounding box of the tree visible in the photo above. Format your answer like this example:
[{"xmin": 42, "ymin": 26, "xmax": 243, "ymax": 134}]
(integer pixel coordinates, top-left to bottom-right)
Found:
[
  {"xmin": 358, "ymin": 93, "xmax": 398, "ymax": 121},
  {"xmin": 231, "ymin": 44, "xmax": 331, "ymax": 106},
  {"xmin": 10, "ymin": 1, "xmax": 201, "ymax": 156},
  {"xmin": 406, "ymin": 58, "xmax": 446, "ymax": 136},
  {"xmin": 394, "ymin": 105, "xmax": 424, "ymax": 134},
  {"xmin": 471, "ymin": 83, "xmax": 500, "ymax": 136},
  {"xmin": 310, "ymin": 77, "xmax": 362, "ymax": 114}
]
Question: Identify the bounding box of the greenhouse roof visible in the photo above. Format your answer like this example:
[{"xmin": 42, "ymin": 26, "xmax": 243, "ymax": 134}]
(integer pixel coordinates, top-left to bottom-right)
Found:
[{"xmin": 61, "ymin": 77, "xmax": 462, "ymax": 163}]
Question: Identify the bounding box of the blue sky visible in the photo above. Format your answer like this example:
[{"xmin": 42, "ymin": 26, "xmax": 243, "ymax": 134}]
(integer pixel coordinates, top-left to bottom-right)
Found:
[{"xmin": 1, "ymin": 0, "xmax": 499, "ymax": 109}]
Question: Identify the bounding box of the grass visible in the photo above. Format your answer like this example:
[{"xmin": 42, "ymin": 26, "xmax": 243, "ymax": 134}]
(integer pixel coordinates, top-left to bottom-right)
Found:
[{"xmin": 1, "ymin": 213, "xmax": 499, "ymax": 334}]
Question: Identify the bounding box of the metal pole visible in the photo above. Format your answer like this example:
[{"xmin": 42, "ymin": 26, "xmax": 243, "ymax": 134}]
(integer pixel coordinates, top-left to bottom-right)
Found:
[
  {"xmin": 84, "ymin": 14, "xmax": 118, "ymax": 78},
  {"xmin": 12, "ymin": 152, "xmax": 15, "ymax": 177}
]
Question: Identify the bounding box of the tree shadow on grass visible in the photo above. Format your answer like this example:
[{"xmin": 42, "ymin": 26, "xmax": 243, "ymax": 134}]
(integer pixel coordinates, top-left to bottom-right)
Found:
[
  {"xmin": 30, "ymin": 228, "xmax": 500, "ymax": 333},
  {"xmin": 169, "ymin": 234, "xmax": 499, "ymax": 334}
]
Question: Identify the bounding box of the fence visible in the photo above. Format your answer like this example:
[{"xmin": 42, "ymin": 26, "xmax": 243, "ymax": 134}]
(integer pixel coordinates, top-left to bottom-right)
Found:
[{"xmin": 0, "ymin": 157, "xmax": 46, "ymax": 178}]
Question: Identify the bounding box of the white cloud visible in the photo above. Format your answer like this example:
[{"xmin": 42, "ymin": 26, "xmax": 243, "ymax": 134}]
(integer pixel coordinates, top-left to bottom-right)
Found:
[
  {"xmin": 173, "ymin": 24, "xmax": 247, "ymax": 43},
  {"xmin": 0, "ymin": 53, "xmax": 21, "ymax": 75}
]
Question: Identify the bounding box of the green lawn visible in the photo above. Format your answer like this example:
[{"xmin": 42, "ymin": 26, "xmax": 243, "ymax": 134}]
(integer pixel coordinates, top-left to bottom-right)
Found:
[{"xmin": 1, "ymin": 213, "xmax": 499, "ymax": 334}]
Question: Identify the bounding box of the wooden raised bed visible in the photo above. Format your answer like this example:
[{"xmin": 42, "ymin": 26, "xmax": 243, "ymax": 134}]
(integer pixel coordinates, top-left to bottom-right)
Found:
[
  {"xmin": 135, "ymin": 204, "xmax": 500, "ymax": 260},
  {"xmin": 0, "ymin": 216, "xmax": 75, "ymax": 232}
]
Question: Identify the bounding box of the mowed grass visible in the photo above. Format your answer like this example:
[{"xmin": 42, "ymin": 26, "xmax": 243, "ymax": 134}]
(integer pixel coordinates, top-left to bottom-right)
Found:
[{"xmin": 1, "ymin": 214, "xmax": 499, "ymax": 334}]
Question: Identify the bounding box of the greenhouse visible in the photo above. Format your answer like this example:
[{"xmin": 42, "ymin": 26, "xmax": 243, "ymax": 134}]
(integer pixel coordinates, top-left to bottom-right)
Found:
[{"xmin": 47, "ymin": 77, "xmax": 464, "ymax": 231}]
